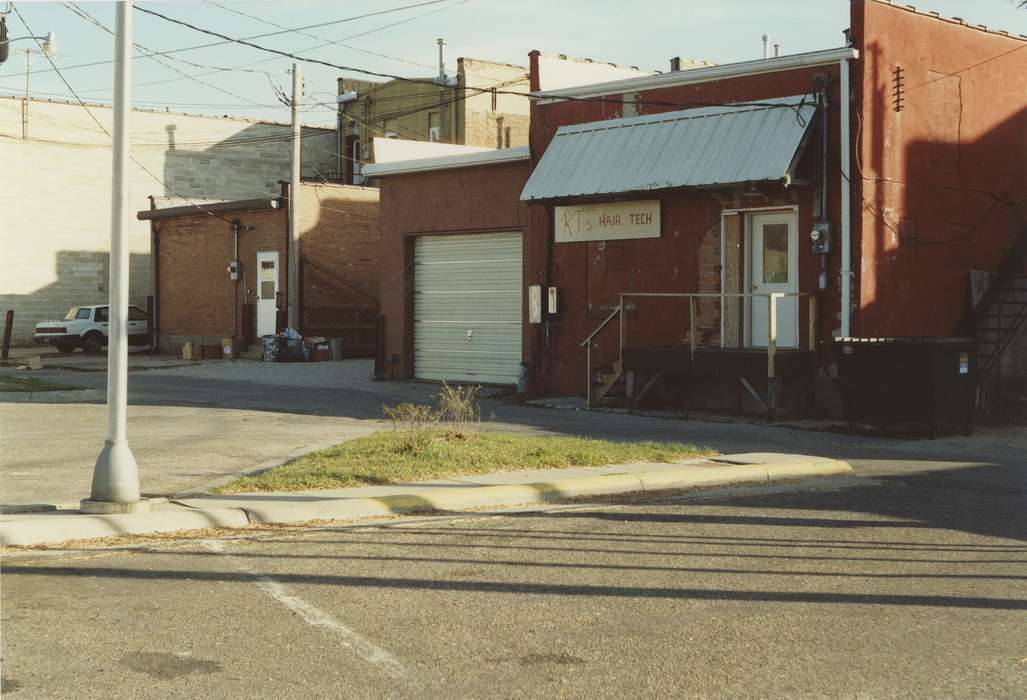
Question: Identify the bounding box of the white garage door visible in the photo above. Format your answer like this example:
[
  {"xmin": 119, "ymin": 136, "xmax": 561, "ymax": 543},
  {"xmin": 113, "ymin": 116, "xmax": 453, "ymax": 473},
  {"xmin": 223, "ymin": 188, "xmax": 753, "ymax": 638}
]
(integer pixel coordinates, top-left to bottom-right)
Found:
[{"xmin": 414, "ymin": 232, "xmax": 523, "ymax": 384}]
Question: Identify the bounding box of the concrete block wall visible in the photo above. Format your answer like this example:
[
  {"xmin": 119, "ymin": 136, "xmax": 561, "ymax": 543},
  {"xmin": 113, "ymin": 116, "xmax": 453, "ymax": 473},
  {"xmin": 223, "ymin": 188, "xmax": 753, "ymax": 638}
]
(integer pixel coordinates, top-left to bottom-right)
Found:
[{"xmin": 0, "ymin": 97, "xmax": 337, "ymax": 345}]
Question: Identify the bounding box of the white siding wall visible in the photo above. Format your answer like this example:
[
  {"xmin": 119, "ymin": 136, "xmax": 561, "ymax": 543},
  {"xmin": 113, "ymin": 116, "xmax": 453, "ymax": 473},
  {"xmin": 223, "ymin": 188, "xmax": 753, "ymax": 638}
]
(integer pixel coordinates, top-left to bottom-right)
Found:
[{"xmin": 0, "ymin": 97, "xmax": 337, "ymax": 344}]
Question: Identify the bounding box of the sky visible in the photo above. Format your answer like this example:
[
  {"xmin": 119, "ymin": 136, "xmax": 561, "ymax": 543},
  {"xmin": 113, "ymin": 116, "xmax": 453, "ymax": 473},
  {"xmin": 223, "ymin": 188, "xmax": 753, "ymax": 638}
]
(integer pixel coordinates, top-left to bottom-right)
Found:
[{"xmin": 2, "ymin": 0, "xmax": 1025, "ymax": 127}]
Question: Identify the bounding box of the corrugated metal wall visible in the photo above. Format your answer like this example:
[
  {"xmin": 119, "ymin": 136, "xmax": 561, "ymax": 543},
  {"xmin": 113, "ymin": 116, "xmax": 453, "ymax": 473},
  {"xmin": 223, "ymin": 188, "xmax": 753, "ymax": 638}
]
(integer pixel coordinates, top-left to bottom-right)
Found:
[{"xmin": 413, "ymin": 232, "xmax": 523, "ymax": 384}]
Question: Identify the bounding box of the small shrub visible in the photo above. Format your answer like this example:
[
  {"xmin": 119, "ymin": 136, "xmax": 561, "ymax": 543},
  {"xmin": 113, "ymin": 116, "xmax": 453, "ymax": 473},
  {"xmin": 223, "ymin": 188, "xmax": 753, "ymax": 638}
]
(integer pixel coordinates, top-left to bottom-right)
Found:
[
  {"xmin": 437, "ymin": 382, "xmax": 481, "ymax": 433},
  {"xmin": 382, "ymin": 402, "xmax": 439, "ymax": 431},
  {"xmin": 381, "ymin": 401, "xmax": 440, "ymax": 455}
]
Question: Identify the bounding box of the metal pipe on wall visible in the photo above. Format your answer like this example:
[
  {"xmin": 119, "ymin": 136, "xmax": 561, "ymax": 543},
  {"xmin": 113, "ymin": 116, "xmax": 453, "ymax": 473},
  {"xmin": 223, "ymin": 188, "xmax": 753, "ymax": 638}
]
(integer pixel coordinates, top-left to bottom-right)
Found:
[{"xmin": 839, "ymin": 57, "xmax": 853, "ymax": 337}]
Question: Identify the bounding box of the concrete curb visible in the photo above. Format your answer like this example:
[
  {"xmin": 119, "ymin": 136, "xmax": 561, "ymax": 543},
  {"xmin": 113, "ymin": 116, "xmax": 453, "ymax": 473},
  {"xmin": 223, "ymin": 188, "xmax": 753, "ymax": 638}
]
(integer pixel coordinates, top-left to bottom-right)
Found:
[
  {"xmin": 1, "ymin": 455, "xmax": 852, "ymax": 547},
  {"xmin": 0, "ymin": 507, "xmax": 249, "ymax": 547}
]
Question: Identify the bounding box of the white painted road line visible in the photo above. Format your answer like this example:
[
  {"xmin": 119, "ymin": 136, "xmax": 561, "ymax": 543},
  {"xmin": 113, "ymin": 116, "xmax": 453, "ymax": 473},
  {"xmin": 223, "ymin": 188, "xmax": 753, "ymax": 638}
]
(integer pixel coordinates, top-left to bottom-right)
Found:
[{"xmin": 201, "ymin": 539, "xmax": 413, "ymax": 683}]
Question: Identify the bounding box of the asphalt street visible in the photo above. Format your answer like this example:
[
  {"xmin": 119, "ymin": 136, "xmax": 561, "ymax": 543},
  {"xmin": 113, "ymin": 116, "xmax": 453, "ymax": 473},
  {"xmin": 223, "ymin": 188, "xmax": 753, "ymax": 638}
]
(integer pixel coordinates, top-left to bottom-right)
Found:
[
  {"xmin": 3, "ymin": 476, "xmax": 1025, "ymax": 698},
  {"xmin": 2, "ymin": 359, "xmax": 1026, "ymax": 505}
]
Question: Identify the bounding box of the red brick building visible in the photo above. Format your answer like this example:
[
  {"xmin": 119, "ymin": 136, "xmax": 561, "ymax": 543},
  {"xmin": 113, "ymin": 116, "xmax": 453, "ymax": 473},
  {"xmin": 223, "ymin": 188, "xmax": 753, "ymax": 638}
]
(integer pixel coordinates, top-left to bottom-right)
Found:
[
  {"xmin": 142, "ymin": 181, "xmax": 380, "ymax": 354},
  {"xmin": 369, "ymin": 0, "xmax": 1027, "ymax": 412}
]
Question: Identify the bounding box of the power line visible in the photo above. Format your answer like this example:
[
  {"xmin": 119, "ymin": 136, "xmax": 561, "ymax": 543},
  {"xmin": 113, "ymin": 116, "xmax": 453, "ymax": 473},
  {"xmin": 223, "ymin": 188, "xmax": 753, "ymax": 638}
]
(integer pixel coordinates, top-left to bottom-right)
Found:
[
  {"xmin": 0, "ymin": 0, "xmax": 454, "ymax": 80},
  {"xmin": 61, "ymin": 2, "xmax": 276, "ymax": 108},
  {"xmin": 131, "ymin": 5, "xmax": 822, "ymax": 116},
  {"xmin": 202, "ymin": 0, "xmax": 449, "ymax": 76},
  {"xmin": 201, "ymin": 0, "xmax": 523, "ymax": 88},
  {"xmin": 9, "ymin": 4, "xmax": 242, "ymax": 225}
]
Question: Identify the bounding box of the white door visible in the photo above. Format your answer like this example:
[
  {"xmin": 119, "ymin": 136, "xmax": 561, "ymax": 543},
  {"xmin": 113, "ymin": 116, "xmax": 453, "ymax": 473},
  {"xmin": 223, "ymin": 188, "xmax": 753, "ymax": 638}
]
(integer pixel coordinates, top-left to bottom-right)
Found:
[
  {"xmin": 749, "ymin": 211, "xmax": 798, "ymax": 348},
  {"xmin": 414, "ymin": 232, "xmax": 523, "ymax": 384},
  {"xmin": 256, "ymin": 251, "xmax": 279, "ymax": 337}
]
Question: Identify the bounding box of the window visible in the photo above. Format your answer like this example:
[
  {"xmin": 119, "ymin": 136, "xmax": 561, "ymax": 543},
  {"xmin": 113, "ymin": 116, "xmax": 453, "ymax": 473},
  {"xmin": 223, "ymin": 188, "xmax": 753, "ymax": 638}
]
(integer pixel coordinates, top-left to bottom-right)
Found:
[
  {"xmin": 761, "ymin": 224, "xmax": 789, "ymax": 284},
  {"xmin": 128, "ymin": 306, "xmax": 147, "ymax": 321},
  {"xmin": 65, "ymin": 307, "xmax": 82, "ymax": 320},
  {"xmin": 94, "ymin": 307, "xmax": 109, "ymax": 323}
]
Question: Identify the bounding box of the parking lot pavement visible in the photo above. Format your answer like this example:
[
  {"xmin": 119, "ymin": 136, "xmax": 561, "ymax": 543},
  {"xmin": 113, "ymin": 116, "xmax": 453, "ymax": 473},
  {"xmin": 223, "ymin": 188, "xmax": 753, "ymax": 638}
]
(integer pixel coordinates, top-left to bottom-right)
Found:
[
  {"xmin": 3, "ymin": 355, "xmax": 1027, "ymax": 508},
  {"xmin": 0, "ymin": 404, "xmax": 378, "ymax": 506},
  {"xmin": 3, "ymin": 476, "xmax": 1024, "ymax": 698},
  {"xmin": 0, "ymin": 359, "xmax": 441, "ymax": 506}
]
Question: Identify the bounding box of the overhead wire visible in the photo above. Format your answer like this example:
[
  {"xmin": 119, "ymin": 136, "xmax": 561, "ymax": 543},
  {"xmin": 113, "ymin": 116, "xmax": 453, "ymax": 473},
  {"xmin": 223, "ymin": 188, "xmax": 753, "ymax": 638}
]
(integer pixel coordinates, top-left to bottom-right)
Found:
[
  {"xmin": 0, "ymin": 0, "xmax": 455, "ymax": 80},
  {"xmin": 132, "ymin": 4, "xmax": 815, "ymax": 115},
  {"xmin": 9, "ymin": 4, "xmax": 243, "ymax": 225},
  {"xmin": 61, "ymin": 1, "xmax": 279, "ymax": 109}
]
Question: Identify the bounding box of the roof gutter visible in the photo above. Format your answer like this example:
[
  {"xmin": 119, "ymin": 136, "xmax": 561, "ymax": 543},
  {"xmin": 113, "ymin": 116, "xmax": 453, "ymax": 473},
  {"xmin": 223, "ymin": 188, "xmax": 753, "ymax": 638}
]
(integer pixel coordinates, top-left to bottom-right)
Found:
[
  {"xmin": 531, "ymin": 47, "xmax": 859, "ymax": 103},
  {"xmin": 137, "ymin": 198, "xmax": 280, "ymax": 221}
]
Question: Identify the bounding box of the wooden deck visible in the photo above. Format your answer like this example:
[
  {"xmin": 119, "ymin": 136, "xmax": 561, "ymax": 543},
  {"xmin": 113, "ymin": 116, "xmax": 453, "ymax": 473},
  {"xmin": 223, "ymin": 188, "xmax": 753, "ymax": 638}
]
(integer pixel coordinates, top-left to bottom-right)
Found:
[{"xmin": 622, "ymin": 346, "xmax": 815, "ymax": 377}]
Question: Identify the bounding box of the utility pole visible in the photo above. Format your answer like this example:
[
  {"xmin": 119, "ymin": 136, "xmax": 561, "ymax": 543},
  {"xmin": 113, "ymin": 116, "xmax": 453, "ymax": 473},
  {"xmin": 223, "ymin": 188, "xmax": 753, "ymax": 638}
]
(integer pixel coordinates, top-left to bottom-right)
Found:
[
  {"xmin": 288, "ymin": 63, "xmax": 301, "ymax": 330},
  {"xmin": 289, "ymin": 62, "xmax": 299, "ymax": 330},
  {"xmin": 83, "ymin": 0, "xmax": 145, "ymax": 514}
]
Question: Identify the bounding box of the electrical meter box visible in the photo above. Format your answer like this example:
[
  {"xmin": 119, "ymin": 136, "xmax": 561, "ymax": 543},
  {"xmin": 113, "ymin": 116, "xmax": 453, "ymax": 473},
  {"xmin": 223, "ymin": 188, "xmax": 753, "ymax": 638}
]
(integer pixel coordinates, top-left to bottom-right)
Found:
[
  {"xmin": 228, "ymin": 260, "xmax": 240, "ymax": 280},
  {"xmin": 810, "ymin": 222, "xmax": 832, "ymax": 254}
]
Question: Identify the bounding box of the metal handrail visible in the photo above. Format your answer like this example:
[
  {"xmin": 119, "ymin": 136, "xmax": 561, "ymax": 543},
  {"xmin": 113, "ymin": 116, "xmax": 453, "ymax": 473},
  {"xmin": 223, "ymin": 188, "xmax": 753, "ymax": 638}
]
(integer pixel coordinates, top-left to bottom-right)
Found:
[
  {"xmin": 579, "ymin": 305, "xmax": 623, "ymax": 348},
  {"xmin": 580, "ymin": 290, "xmax": 820, "ymax": 415}
]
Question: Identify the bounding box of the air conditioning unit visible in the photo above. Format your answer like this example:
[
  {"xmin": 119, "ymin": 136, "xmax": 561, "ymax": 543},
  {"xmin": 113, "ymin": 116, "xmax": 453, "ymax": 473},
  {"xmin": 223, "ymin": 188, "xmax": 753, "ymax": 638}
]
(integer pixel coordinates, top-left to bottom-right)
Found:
[{"xmin": 428, "ymin": 126, "xmax": 441, "ymax": 142}]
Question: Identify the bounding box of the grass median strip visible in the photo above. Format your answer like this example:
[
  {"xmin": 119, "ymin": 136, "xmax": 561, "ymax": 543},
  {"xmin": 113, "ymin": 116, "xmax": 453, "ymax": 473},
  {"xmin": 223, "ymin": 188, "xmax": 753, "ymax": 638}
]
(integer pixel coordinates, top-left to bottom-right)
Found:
[
  {"xmin": 215, "ymin": 430, "xmax": 714, "ymax": 493},
  {"xmin": 0, "ymin": 375, "xmax": 86, "ymax": 392}
]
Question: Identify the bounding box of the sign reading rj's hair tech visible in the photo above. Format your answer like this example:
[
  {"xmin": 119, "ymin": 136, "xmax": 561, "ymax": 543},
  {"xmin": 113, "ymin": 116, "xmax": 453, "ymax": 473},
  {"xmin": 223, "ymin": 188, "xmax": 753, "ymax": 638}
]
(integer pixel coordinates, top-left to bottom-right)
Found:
[{"xmin": 554, "ymin": 200, "xmax": 661, "ymax": 243}]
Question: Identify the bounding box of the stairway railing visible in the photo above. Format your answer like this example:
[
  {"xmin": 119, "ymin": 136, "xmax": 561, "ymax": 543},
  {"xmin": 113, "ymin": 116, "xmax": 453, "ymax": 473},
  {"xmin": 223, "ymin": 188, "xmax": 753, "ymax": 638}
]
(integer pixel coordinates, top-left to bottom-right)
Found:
[{"xmin": 579, "ymin": 291, "xmax": 818, "ymax": 415}]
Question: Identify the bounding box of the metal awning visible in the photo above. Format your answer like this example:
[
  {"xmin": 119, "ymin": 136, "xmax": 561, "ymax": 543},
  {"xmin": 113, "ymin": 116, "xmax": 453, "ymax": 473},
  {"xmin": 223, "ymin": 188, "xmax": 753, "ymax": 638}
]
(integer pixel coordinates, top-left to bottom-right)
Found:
[{"xmin": 520, "ymin": 95, "xmax": 817, "ymax": 202}]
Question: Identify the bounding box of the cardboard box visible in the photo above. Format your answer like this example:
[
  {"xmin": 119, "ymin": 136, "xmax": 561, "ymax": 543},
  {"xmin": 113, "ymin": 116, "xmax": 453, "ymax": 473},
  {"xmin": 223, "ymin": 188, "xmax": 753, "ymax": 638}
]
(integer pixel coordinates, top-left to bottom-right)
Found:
[
  {"xmin": 314, "ymin": 347, "xmax": 331, "ymax": 362},
  {"xmin": 182, "ymin": 343, "xmax": 202, "ymax": 361}
]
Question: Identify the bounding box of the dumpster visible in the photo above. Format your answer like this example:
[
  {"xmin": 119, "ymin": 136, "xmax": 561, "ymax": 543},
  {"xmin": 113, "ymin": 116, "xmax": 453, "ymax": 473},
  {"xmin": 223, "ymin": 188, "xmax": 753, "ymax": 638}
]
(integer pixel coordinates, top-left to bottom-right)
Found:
[{"xmin": 833, "ymin": 337, "xmax": 977, "ymax": 435}]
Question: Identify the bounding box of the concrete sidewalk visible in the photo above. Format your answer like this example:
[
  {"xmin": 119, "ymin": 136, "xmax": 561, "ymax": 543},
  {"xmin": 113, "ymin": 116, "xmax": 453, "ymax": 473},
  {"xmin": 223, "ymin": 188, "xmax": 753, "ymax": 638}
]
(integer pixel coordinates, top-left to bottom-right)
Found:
[{"xmin": 0, "ymin": 453, "xmax": 851, "ymax": 547}]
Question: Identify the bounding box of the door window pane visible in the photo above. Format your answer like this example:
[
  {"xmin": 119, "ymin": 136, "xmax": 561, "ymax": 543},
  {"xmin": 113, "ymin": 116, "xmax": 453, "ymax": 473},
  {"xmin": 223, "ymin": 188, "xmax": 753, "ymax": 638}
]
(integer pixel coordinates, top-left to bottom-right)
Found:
[
  {"xmin": 762, "ymin": 223, "xmax": 789, "ymax": 284},
  {"xmin": 260, "ymin": 260, "xmax": 276, "ymax": 283},
  {"xmin": 260, "ymin": 281, "xmax": 275, "ymax": 300},
  {"xmin": 94, "ymin": 307, "xmax": 109, "ymax": 323},
  {"xmin": 128, "ymin": 306, "xmax": 147, "ymax": 321}
]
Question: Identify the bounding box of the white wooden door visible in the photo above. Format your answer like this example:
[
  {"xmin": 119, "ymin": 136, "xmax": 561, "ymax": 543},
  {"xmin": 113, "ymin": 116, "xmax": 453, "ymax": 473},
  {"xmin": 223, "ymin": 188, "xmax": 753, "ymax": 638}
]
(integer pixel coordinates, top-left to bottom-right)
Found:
[
  {"xmin": 414, "ymin": 232, "xmax": 523, "ymax": 384},
  {"xmin": 256, "ymin": 251, "xmax": 279, "ymax": 337},
  {"xmin": 749, "ymin": 211, "xmax": 798, "ymax": 348}
]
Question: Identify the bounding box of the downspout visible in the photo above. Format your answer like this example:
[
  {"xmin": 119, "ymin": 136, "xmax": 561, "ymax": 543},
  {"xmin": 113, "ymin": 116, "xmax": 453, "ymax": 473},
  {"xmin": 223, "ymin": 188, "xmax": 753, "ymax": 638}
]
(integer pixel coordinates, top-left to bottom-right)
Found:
[
  {"xmin": 280, "ymin": 180, "xmax": 290, "ymax": 333},
  {"xmin": 818, "ymin": 86, "xmax": 829, "ymax": 291},
  {"xmin": 149, "ymin": 195, "xmax": 159, "ymax": 352},
  {"xmin": 232, "ymin": 218, "xmax": 240, "ymax": 339},
  {"xmin": 839, "ymin": 57, "xmax": 852, "ymax": 337}
]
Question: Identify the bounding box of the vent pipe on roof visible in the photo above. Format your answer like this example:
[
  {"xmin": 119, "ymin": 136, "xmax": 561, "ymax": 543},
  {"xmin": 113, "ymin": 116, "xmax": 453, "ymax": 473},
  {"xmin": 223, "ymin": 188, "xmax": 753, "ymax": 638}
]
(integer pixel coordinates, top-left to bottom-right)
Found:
[
  {"xmin": 436, "ymin": 38, "xmax": 447, "ymax": 83},
  {"xmin": 762, "ymin": 34, "xmax": 769, "ymax": 59},
  {"xmin": 669, "ymin": 56, "xmax": 681, "ymax": 72},
  {"xmin": 774, "ymin": 43, "xmax": 780, "ymax": 58}
]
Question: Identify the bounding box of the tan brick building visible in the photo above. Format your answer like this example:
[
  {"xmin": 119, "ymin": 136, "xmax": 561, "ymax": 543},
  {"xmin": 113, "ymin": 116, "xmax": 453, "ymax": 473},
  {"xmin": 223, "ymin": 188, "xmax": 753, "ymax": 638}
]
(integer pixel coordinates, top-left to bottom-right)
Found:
[{"xmin": 338, "ymin": 57, "xmax": 530, "ymax": 184}]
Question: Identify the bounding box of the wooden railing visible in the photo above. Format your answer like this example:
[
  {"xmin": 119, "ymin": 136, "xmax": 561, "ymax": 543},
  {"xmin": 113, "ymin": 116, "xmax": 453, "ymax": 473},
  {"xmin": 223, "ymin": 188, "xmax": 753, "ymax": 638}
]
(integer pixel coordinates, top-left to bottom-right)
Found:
[{"xmin": 580, "ymin": 292, "xmax": 819, "ymax": 414}]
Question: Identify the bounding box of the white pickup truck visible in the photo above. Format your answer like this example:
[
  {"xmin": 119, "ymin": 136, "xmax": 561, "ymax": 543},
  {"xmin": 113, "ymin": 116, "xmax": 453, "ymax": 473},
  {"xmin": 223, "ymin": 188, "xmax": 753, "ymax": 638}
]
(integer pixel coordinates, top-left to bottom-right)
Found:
[{"xmin": 33, "ymin": 305, "xmax": 150, "ymax": 354}]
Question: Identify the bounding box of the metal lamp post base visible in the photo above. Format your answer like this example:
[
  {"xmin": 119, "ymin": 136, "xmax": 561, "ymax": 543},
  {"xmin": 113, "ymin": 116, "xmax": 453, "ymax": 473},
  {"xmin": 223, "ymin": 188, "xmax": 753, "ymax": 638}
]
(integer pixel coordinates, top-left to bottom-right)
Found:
[
  {"xmin": 84, "ymin": 438, "xmax": 145, "ymax": 513},
  {"xmin": 80, "ymin": 498, "xmax": 152, "ymax": 515}
]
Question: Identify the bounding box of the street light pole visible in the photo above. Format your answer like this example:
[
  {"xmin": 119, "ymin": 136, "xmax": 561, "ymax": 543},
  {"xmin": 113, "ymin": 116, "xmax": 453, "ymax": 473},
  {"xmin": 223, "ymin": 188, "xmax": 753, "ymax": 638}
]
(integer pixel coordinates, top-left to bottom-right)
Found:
[
  {"xmin": 8, "ymin": 32, "xmax": 58, "ymax": 139},
  {"xmin": 82, "ymin": 0, "xmax": 146, "ymax": 514}
]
